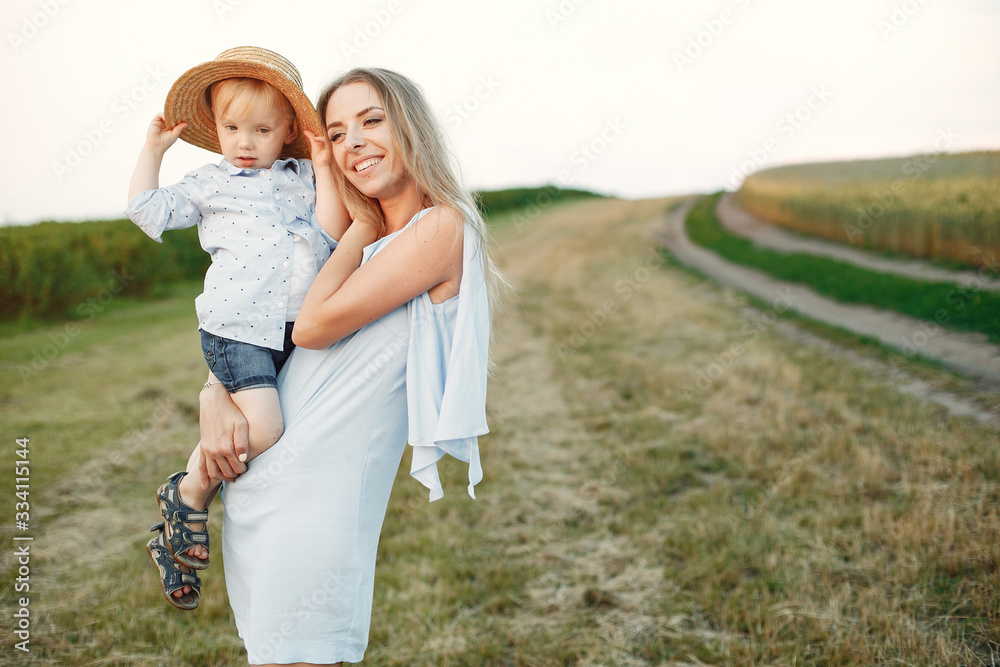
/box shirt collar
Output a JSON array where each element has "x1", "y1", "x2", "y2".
[
  {"x1": 273, "y1": 157, "x2": 302, "y2": 174},
  {"x1": 218, "y1": 157, "x2": 302, "y2": 175}
]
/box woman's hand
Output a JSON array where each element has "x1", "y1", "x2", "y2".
[{"x1": 197, "y1": 383, "x2": 249, "y2": 488}]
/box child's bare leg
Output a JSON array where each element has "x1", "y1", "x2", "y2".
[
  {"x1": 176, "y1": 443, "x2": 220, "y2": 512},
  {"x1": 228, "y1": 386, "x2": 285, "y2": 462},
  {"x1": 174, "y1": 387, "x2": 284, "y2": 563}
]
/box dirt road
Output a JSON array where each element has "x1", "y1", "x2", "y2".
[
  {"x1": 716, "y1": 194, "x2": 1000, "y2": 291},
  {"x1": 657, "y1": 197, "x2": 1000, "y2": 388}
]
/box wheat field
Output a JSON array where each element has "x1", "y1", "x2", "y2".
[{"x1": 737, "y1": 151, "x2": 1000, "y2": 267}]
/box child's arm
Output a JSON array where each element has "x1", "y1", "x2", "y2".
[
  {"x1": 292, "y1": 217, "x2": 381, "y2": 348},
  {"x1": 128, "y1": 114, "x2": 187, "y2": 200},
  {"x1": 305, "y1": 130, "x2": 352, "y2": 241}
]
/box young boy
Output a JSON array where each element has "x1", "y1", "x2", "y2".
[{"x1": 126, "y1": 47, "x2": 349, "y2": 609}]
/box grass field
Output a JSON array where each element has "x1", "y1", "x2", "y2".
[
  {"x1": 736, "y1": 151, "x2": 1000, "y2": 268},
  {"x1": 0, "y1": 186, "x2": 603, "y2": 326},
  {"x1": 1, "y1": 197, "x2": 999, "y2": 665}
]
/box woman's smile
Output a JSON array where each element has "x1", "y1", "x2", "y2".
[{"x1": 353, "y1": 156, "x2": 383, "y2": 174}]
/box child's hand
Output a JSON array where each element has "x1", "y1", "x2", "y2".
[
  {"x1": 129, "y1": 114, "x2": 187, "y2": 199},
  {"x1": 144, "y1": 113, "x2": 187, "y2": 154},
  {"x1": 304, "y1": 129, "x2": 333, "y2": 169}
]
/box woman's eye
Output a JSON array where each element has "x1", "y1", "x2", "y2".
[
  {"x1": 363, "y1": 117, "x2": 382, "y2": 127},
  {"x1": 329, "y1": 132, "x2": 344, "y2": 143}
]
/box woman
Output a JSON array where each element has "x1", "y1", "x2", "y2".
[{"x1": 197, "y1": 68, "x2": 503, "y2": 666}]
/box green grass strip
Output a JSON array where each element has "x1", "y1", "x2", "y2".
[{"x1": 686, "y1": 192, "x2": 1000, "y2": 344}]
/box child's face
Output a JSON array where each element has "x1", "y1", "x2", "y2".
[{"x1": 214, "y1": 102, "x2": 296, "y2": 170}]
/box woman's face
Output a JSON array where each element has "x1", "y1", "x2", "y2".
[{"x1": 325, "y1": 81, "x2": 410, "y2": 202}]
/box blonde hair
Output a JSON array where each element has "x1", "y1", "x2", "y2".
[
  {"x1": 203, "y1": 77, "x2": 295, "y2": 127},
  {"x1": 316, "y1": 68, "x2": 509, "y2": 343}
]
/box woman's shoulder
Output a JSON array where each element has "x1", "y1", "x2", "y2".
[
  {"x1": 405, "y1": 204, "x2": 471, "y2": 246},
  {"x1": 420, "y1": 203, "x2": 465, "y2": 228}
]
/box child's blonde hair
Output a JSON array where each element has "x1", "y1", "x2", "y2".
[{"x1": 203, "y1": 77, "x2": 295, "y2": 128}]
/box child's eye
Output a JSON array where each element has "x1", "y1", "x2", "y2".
[
  {"x1": 258, "y1": 128, "x2": 270, "y2": 134},
  {"x1": 224, "y1": 125, "x2": 237, "y2": 131}
]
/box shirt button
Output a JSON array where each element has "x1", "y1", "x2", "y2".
[
  {"x1": 277, "y1": 302, "x2": 285, "y2": 309},
  {"x1": 283, "y1": 261, "x2": 290, "y2": 268}
]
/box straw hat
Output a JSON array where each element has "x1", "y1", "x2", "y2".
[{"x1": 163, "y1": 46, "x2": 322, "y2": 160}]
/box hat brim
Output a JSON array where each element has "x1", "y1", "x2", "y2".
[{"x1": 163, "y1": 52, "x2": 323, "y2": 161}]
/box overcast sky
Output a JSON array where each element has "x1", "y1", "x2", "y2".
[{"x1": 1, "y1": 0, "x2": 997, "y2": 225}]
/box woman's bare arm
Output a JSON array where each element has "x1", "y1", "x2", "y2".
[{"x1": 292, "y1": 205, "x2": 464, "y2": 349}]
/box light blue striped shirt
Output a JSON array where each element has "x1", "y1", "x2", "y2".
[{"x1": 125, "y1": 158, "x2": 336, "y2": 351}]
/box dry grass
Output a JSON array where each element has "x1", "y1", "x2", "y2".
[{"x1": 1, "y1": 196, "x2": 998, "y2": 665}]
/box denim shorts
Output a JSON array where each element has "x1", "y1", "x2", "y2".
[{"x1": 200, "y1": 323, "x2": 295, "y2": 393}]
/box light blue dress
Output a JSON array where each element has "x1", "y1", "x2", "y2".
[{"x1": 221, "y1": 207, "x2": 490, "y2": 665}]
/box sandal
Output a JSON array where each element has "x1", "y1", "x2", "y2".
[
  {"x1": 155, "y1": 471, "x2": 210, "y2": 570},
  {"x1": 146, "y1": 524, "x2": 201, "y2": 610}
]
